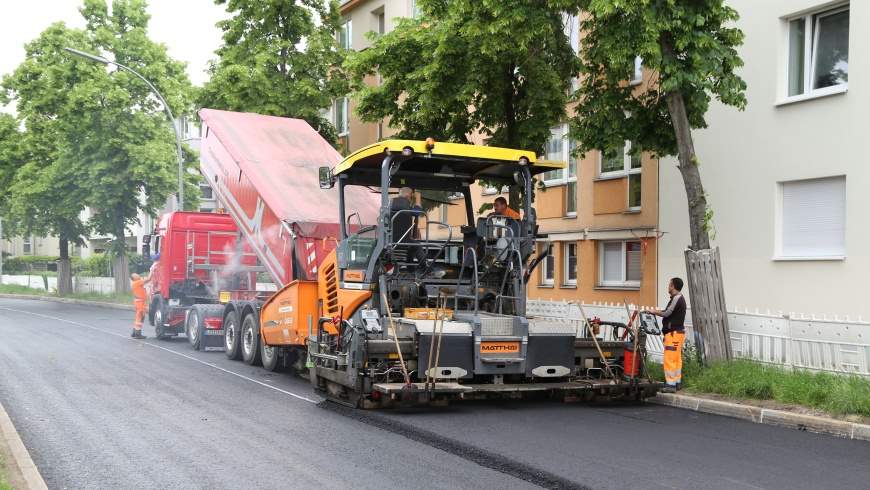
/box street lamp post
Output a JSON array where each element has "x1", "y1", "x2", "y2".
[{"x1": 63, "y1": 47, "x2": 184, "y2": 211}]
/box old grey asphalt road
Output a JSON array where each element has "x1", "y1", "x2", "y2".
[{"x1": 1, "y1": 298, "x2": 869, "y2": 489}]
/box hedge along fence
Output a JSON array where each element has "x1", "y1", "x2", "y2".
[{"x1": 1, "y1": 253, "x2": 144, "y2": 277}]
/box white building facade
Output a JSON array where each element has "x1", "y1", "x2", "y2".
[{"x1": 658, "y1": 0, "x2": 866, "y2": 318}]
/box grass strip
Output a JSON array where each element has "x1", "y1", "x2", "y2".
[{"x1": 647, "y1": 347, "x2": 870, "y2": 417}]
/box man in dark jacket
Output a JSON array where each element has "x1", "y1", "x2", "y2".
[{"x1": 653, "y1": 277, "x2": 687, "y2": 392}]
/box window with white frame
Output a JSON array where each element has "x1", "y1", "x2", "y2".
[
  {"x1": 564, "y1": 14, "x2": 580, "y2": 92},
  {"x1": 630, "y1": 56, "x2": 643, "y2": 85},
  {"x1": 599, "y1": 240, "x2": 642, "y2": 287},
  {"x1": 410, "y1": 0, "x2": 422, "y2": 18},
  {"x1": 778, "y1": 176, "x2": 846, "y2": 259},
  {"x1": 540, "y1": 124, "x2": 577, "y2": 215},
  {"x1": 786, "y1": 4, "x2": 849, "y2": 98},
  {"x1": 338, "y1": 19, "x2": 352, "y2": 50},
  {"x1": 334, "y1": 97, "x2": 349, "y2": 136},
  {"x1": 599, "y1": 141, "x2": 642, "y2": 210},
  {"x1": 199, "y1": 184, "x2": 214, "y2": 200},
  {"x1": 540, "y1": 243, "x2": 555, "y2": 285},
  {"x1": 22, "y1": 236, "x2": 33, "y2": 255},
  {"x1": 563, "y1": 242, "x2": 577, "y2": 286},
  {"x1": 438, "y1": 203, "x2": 448, "y2": 223},
  {"x1": 373, "y1": 9, "x2": 385, "y2": 36}
]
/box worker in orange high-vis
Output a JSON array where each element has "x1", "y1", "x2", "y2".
[
  {"x1": 653, "y1": 277, "x2": 688, "y2": 393},
  {"x1": 130, "y1": 272, "x2": 151, "y2": 339},
  {"x1": 491, "y1": 196, "x2": 521, "y2": 220}
]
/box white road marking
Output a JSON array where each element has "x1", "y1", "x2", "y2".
[{"x1": 0, "y1": 306, "x2": 321, "y2": 405}]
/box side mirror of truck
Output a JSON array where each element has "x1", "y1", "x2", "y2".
[
  {"x1": 141, "y1": 234, "x2": 151, "y2": 260},
  {"x1": 319, "y1": 166, "x2": 335, "y2": 189}
]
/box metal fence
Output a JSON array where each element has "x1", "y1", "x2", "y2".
[{"x1": 527, "y1": 299, "x2": 870, "y2": 376}]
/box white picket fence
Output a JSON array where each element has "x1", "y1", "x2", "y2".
[
  {"x1": 1, "y1": 274, "x2": 277, "y2": 295},
  {"x1": 527, "y1": 299, "x2": 870, "y2": 376}
]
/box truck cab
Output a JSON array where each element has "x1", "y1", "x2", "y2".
[{"x1": 146, "y1": 211, "x2": 261, "y2": 341}]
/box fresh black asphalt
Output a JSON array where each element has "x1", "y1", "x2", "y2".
[{"x1": 0, "y1": 298, "x2": 868, "y2": 489}]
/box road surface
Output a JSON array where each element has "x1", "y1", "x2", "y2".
[{"x1": 0, "y1": 298, "x2": 867, "y2": 489}]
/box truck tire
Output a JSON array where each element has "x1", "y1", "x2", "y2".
[
  {"x1": 224, "y1": 309, "x2": 242, "y2": 360},
  {"x1": 148, "y1": 296, "x2": 158, "y2": 326},
  {"x1": 260, "y1": 335, "x2": 280, "y2": 372},
  {"x1": 186, "y1": 307, "x2": 203, "y2": 351},
  {"x1": 153, "y1": 298, "x2": 169, "y2": 340},
  {"x1": 241, "y1": 312, "x2": 261, "y2": 366}
]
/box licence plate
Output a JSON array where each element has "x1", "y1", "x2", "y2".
[{"x1": 479, "y1": 341, "x2": 520, "y2": 355}]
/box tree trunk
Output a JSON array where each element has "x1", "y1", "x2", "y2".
[
  {"x1": 113, "y1": 253, "x2": 130, "y2": 294},
  {"x1": 503, "y1": 62, "x2": 521, "y2": 212},
  {"x1": 57, "y1": 237, "x2": 73, "y2": 296},
  {"x1": 664, "y1": 91, "x2": 711, "y2": 251},
  {"x1": 112, "y1": 222, "x2": 130, "y2": 294}
]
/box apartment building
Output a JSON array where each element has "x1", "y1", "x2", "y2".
[
  {"x1": 338, "y1": 1, "x2": 662, "y2": 306},
  {"x1": 658, "y1": 1, "x2": 864, "y2": 317}
]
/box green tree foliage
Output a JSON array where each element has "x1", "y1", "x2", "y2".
[
  {"x1": 561, "y1": 0, "x2": 747, "y2": 250},
  {"x1": 0, "y1": 24, "x2": 94, "y2": 293},
  {"x1": 199, "y1": 0, "x2": 347, "y2": 143},
  {"x1": 346, "y1": 0, "x2": 579, "y2": 209},
  {"x1": 2, "y1": 0, "x2": 196, "y2": 292},
  {"x1": 348, "y1": 0, "x2": 578, "y2": 151}
]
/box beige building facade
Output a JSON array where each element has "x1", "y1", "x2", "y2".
[{"x1": 658, "y1": 0, "x2": 864, "y2": 317}]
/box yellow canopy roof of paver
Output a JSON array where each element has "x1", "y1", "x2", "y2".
[{"x1": 334, "y1": 140, "x2": 565, "y2": 183}]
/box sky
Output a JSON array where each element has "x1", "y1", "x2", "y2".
[{"x1": 0, "y1": 0, "x2": 229, "y2": 113}]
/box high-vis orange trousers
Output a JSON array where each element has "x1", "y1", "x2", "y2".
[
  {"x1": 134, "y1": 299, "x2": 147, "y2": 330},
  {"x1": 663, "y1": 331, "x2": 686, "y2": 387}
]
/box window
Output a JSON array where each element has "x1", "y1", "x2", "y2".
[
  {"x1": 334, "y1": 97, "x2": 349, "y2": 136},
  {"x1": 23, "y1": 236, "x2": 33, "y2": 255},
  {"x1": 563, "y1": 242, "x2": 577, "y2": 286},
  {"x1": 200, "y1": 184, "x2": 214, "y2": 200},
  {"x1": 599, "y1": 240, "x2": 642, "y2": 287},
  {"x1": 438, "y1": 203, "x2": 448, "y2": 223},
  {"x1": 540, "y1": 124, "x2": 578, "y2": 216},
  {"x1": 599, "y1": 141, "x2": 642, "y2": 210},
  {"x1": 338, "y1": 19, "x2": 352, "y2": 50},
  {"x1": 374, "y1": 10, "x2": 385, "y2": 36},
  {"x1": 410, "y1": 0, "x2": 422, "y2": 18},
  {"x1": 786, "y1": 5, "x2": 849, "y2": 98},
  {"x1": 778, "y1": 176, "x2": 845, "y2": 259},
  {"x1": 630, "y1": 56, "x2": 643, "y2": 85},
  {"x1": 540, "y1": 243, "x2": 554, "y2": 285}
]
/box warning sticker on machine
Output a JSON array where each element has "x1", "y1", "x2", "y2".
[{"x1": 479, "y1": 342, "x2": 520, "y2": 355}]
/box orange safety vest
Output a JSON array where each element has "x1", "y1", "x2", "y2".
[{"x1": 131, "y1": 279, "x2": 147, "y2": 301}]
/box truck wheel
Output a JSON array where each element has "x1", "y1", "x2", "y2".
[
  {"x1": 148, "y1": 296, "x2": 158, "y2": 326},
  {"x1": 224, "y1": 309, "x2": 241, "y2": 360},
  {"x1": 186, "y1": 307, "x2": 202, "y2": 351},
  {"x1": 153, "y1": 299, "x2": 169, "y2": 340},
  {"x1": 241, "y1": 312, "x2": 261, "y2": 366},
  {"x1": 260, "y1": 335, "x2": 280, "y2": 372},
  {"x1": 150, "y1": 295, "x2": 164, "y2": 326}
]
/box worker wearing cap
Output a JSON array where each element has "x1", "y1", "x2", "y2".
[
  {"x1": 130, "y1": 272, "x2": 151, "y2": 339},
  {"x1": 491, "y1": 196, "x2": 521, "y2": 220},
  {"x1": 652, "y1": 277, "x2": 687, "y2": 392}
]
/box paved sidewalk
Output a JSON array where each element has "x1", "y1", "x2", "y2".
[{"x1": 0, "y1": 400, "x2": 47, "y2": 490}]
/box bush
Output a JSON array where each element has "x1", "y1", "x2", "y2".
[
  {"x1": 75, "y1": 253, "x2": 113, "y2": 277},
  {"x1": 73, "y1": 252, "x2": 146, "y2": 277},
  {"x1": 2, "y1": 255, "x2": 60, "y2": 274}
]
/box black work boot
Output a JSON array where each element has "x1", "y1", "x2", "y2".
[{"x1": 132, "y1": 329, "x2": 145, "y2": 339}]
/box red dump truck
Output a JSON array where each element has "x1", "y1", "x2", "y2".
[{"x1": 147, "y1": 109, "x2": 379, "y2": 361}]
